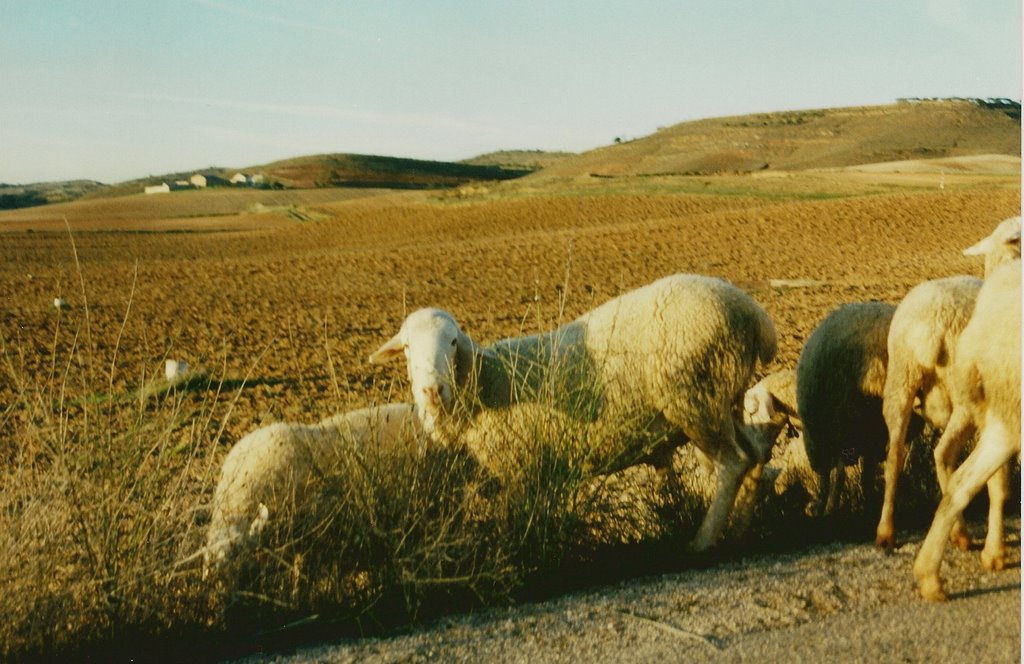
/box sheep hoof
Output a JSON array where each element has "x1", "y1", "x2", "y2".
[
  {"x1": 916, "y1": 576, "x2": 948, "y2": 602},
  {"x1": 981, "y1": 548, "x2": 1006, "y2": 571},
  {"x1": 874, "y1": 532, "x2": 896, "y2": 549}
]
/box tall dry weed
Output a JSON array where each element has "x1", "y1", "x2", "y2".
[{"x1": 0, "y1": 232, "x2": 1012, "y2": 661}]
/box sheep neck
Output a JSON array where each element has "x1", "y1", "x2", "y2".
[{"x1": 475, "y1": 322, "x2": 598, "y2": 414}]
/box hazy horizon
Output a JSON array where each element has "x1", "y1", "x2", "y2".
[{"x1": 2, "y1": 1, "x2": 1020, "y2": 185}]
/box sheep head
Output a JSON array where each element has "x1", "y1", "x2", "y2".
[
  {"x1": 739, "y1": 375, "x2": 796, "y2": 463},
  {"x1": 964, "y1": 216, "x2": 1021, "y2": 277},
  {"x1": 370, "y1": 308, "x2": 481, "y2": 436}
]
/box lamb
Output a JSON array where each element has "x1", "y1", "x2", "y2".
[
  {"x1": 795, "y1": 302, "x2": 926, "y2": 517},
  {"x1": 203, "y1": 402, "x2": 421, "y2": 578},
  {"x1": 913, "y1": 260, "x2": 1021, "y2": 601},
  {"x1": 875, "y1": 216, "x2": 1021, "y2": 548},
  {"x1": 369, "y1": 273, "x2": 780, "y2": 552}
]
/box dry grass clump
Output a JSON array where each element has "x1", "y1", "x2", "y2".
[
  {"x1": 0, "y1": 273, "x2": 1009, "y2": 662},
  {"x1": 0, "y1": 339, "x2": 221, "y2": 659},
  {"x1": 0, "y1": 297, "x2": 603, "y2": 659}
]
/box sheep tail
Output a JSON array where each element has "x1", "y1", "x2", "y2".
[{"x1": 754, "y1": 307, "x2": 778, "y2": 366}]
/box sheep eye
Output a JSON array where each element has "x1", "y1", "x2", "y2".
[{"x1": 450, "y1": 338, "x2": 457, "y2": 347}]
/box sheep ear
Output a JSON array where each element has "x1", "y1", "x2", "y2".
[
  {"x1": 963, "y1": 235, "x2": 993, "y2": 257},
  {"x1": 453, "y1": 330, "x2": 488, "y2": 385},
  {"x1": 369, "y1": 332, "x2": 404, "y2": 364},
  {"x1": 1005, "y1": 227, "x2": 1021, "y2": 250}
]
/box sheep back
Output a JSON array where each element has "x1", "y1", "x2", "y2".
[
  {"x1": 205, "y1": 403, "x2": 419, "y2": 568},
  {"x1": 885, "y1": 276, "x2": 981, "y2": 428},
  {"x1": 888, "y1": 276, "x2": 981, "y2": 380},
  {"x1": 797, "y1": 302, "x2": 896, "y2": 475},
  {"x1": 578, "y1": 274, "x2": 776, "y2": 435},
  {"x1": 954, "y1": 261, "x2": 1022, "y2": 433}
]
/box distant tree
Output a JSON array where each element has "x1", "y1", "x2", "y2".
[{"x1": 0, "y1": 191, "x2": 48, "y2": 210}]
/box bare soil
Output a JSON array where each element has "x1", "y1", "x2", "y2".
[{"x1": 0, "y1": 170, "x2": 1019, "y2": 661}]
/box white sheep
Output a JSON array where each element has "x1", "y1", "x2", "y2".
[
  {"x1": 369, "y1": 273, "x2": 780, "y2": 552},
  {"x1": 795, "y1": 302, "x2": 927, "y2": 517},
  {"x1": 876, "y1": 216, "x2": 1021, "y2": 548},
  {"x1": 913, "y1": 259, "x2": 1021, "y2": 601},
  {"x1": 203, "y1": 403, "x2": 421, "y2": 578}
]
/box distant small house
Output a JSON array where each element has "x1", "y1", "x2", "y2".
[
  {"x1": 144, "y1": 183, "x2": 170, "y2": 195},
  {"x1": 190, "y1": 173, "x2": 228, "y2": 189},
  {"x1": 229, "y1": 172, "x2": 266, "y2": 186},
  {"x1": 174, "y1": 180, "x2": 191, "y2": 188}
]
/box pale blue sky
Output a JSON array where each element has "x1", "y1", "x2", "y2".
[{"x1": 1, "y1": 1, "x2": 1020, "y2": 184}]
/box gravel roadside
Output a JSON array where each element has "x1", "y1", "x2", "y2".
[{"x1": 239, "y1": 517, "x2": 1020, "y2": 663}]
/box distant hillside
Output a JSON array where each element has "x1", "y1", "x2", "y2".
[
  {"x1": 11, "y1": 98, "x2": 1020, "y2": 208},
  {"x1": 0, "y1": 180, "x2": 105, "y2": 209},
  {"x1": 534, "y1": 99, "x2": 1021, "y2": 179},
  {"x1": 256, "y1": 153, "x2": 531, "y2": 190},
  {"x1": 71, "y1": 153, "x2": 533, "y2": 203},
  {"x1": 461, "y1": 150, "x2": 576, "y2": 171}
]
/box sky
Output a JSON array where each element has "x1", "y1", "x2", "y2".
[{"x1": 1, "y1": 0, "x2": 1020, "y2": 184}]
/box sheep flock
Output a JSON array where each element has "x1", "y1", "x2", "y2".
[{"x1": 208, "y1": 215, "x2": 1020, "y2": 603}]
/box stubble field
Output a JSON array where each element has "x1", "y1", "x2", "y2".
[{"x1": 0, "y1": 171, "x2": 1019, "y2": 660}]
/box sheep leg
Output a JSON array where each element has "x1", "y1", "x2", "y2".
[
  {"x1": 809, "y1": 466, "x2": 831, "y2": 517},
  {"x1": 809, "y1": 458, "x2": 844, "y2": 517},
  {"x1": 826, "y1": 460, "x2": 845, "y2": 514},
  {"x1": 876, "y1": 387, "x2": 917, "y2": 548},
  {"x1": 727, "y1": 461, "x2": 765, "y2": 542},
  {"x1": 691, "y1": 453, "x2": 751, "y2": 552},
  {"x1": 932, "y1": 408, "x2": 977, "y2": 550},
  {"x1": 683, "y1": 414, "x2": 753, "y2": 552},
  {"x1": 861, "y1": 455, "x2": 883, "y2": 517},
  {"x1": 980, "y1": 461, "x2": 1009, "y2": 571},
  {"x1": 913, "y1": 418, "x2": 1017, "y2": 601}
]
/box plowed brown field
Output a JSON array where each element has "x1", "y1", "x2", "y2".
[
  {"x1": 0, "y1": 173, "x2": 1020, "y2": 660},
  {"x1": 2, "y1": 179, "x2": 1018, "y2": 443}
]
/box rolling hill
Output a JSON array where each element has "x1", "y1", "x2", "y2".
[
  {"x1": 75, "y1": 154, "x2": 535, "y2": 202},
  {"x1": 531, "y1": 99, "x2": 1020, "y2": 180},
  {"x1": 253, "y1": 153, "x2": 532, "y2": 189},
  {"x1": 4, "y1": 98, "x2": 1019, "y2": 210},
  {"x1": 461, "y1": 150, "x2": 576, "y2": 171},
  {"x1": 0, "y1": 180, "x2": 106, "y2": 209}
]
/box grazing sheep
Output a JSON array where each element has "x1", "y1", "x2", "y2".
[
  {"x1": 913, "y1": 260, "x2": 1021, "y2": 601},
  {"x1": 876, "y1": 216, "x2": 1021, "y2": 548},
  {"x1": 203, "y1": 403, "x2": 421, "y2": 578},
  {"x1": 875, "y1": 276, "x2": 982, "y2": 547},
  {"x1": 369, "y1": 274, "x2": 780, "y2": 552},
  {"x1": 796, "y1": 302, "x2": 926, "y2": 517}
]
